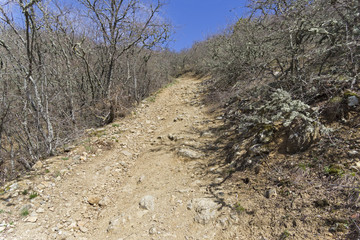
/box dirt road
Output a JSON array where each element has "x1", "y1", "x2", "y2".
[{"x1": 1, "y1": 76, "x2": 239, "y2": 240}]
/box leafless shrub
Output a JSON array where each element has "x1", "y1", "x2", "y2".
[{"x1": 180, "y1": 0, "x2": 359, "y2": 103}]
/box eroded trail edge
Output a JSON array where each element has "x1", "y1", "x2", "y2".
[{"x1": 1, "y1": 76, "x2": 237, "y2": 240}]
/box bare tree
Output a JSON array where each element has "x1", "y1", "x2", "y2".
[
  {"x1": 0, "y1": 0, "x2": 172, "y2": 184},
  {"x1": 77, "y1": 0, "x2": 170, "y2": 99}
]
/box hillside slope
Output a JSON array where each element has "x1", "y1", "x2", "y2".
[{"x1": 1, "y1": 75, "x2": 358, "y2": 240}]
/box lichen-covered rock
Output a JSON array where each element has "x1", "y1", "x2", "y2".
[
  {"x1": 238, "y1": 89, "x2": 319, "y2": 131},
  {"x1": 257, "y1": 89, "x2": 314, "y2": 126},
  {"x1": 253, "y1": 89, "x2": 322, "y2": 153},
  {"x1": 227, "y1": 88, "x2": 326, "y2": 158},
  {"x1": 284, "y1": 117, "x2": 321, "y2": 154}
]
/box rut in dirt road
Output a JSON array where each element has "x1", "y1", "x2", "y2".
[{"x1": 0, "y1": 76, "x2": 240, "y2": 240}]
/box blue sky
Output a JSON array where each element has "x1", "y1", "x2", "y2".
[
  {"x1": 0, "y1": 0, "x2": 248, "y2": 52},
  {"x1": 165, "y1": 0, "x2": 248, "y2": 52}
]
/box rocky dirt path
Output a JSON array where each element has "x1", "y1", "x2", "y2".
[{"x1": 0, "y1": 76, "x2": 239, "y2": 240}]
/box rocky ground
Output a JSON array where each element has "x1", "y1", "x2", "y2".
[
  {"x1": 0, "y1": 76, "x2": 239, "y2": 240},
  {"x1": 0, "y1": 75, "x2": 359, "y2": 240}
]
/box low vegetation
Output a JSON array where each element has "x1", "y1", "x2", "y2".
[
  {"x1": 29, "y1": 192, "x2": 38, "y2": 199},
  {"x1": 20, "y1": 207, "x2": 29, "y2": 217}
]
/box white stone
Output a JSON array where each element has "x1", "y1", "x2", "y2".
[
  {"x1": 190, "y1": 198, "x2": 220, "y2": 225},
  {"x1": 348, "y1": 150, "x2": 359, "y2": 157},
  {"x1": 79, "y1": 226, "x2": 88, "y2": 233},
  {"x1": 26, "y1": 216, "x2": 38, "y2": 223},
  {"x1": 9, "y1": 183, "x2": 18, "y2": 191},
  {"x1": 99, "y1": 196, "x2": 111, "y2": 206},
  {"x1": 121, "y1": 150, "x2": 132, "y2": 157},
  {"x1": 67, "y1": 221, "x2": 78, "y2": 230},
  {"x1": 107, "y1": 217, "x2": 120, "y2": 232},
  {"x1": 139, "y1": 195, "x2": 155, "y2": 211},
  {"x1": 138, "y1": 175, "x2": 145, "y2": 183},
  {"x1": 348, "y1": 96, "x2": 359, "y2": 107},
  {"x1": 149, "y1": 227, "x2": 157, "y2": 235},
  {"x1": 178, "y1": 148, "x2": 203, "y2": 159},
  {"x1": 36, "y1": 208, "x2": 45, "y2": 213}
]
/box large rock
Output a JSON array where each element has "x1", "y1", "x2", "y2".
[
  {"x1": 284, "y1": 117, "x2": 320, "y2": 154},
  {"x1": 178, "y1": 148, "x2": 203, "y2": 159},
  {"x1": 188, "y1": 198, "x2": 220, "y2": 225},
  {"x1": 348, "y1": 95, "x2": 359, "y2": 107}
]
